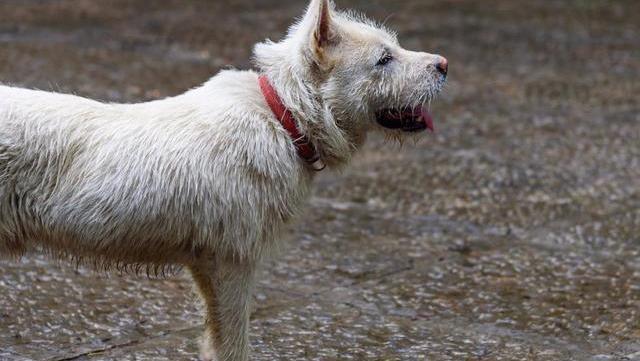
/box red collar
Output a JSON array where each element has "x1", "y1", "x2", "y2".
[{"x1": 259, "y1": 75, "x2": 325, "y2": 171}]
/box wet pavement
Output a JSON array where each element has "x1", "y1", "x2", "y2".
[{"x1": 1, "y1": 0, "x2": 639, "y2": 360}]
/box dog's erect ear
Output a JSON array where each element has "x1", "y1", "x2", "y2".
[
  {"x1": 305, "y1": 0, "x2": 336, "y2": 52},
  {"x1": 313, "y1": 0, "x2": 333, "y2": 47}
]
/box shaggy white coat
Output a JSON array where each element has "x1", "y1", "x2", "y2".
[{"x1": 0, "y1": 0, "x2": 446, "y2": 360}]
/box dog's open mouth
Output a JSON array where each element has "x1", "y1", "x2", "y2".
[{"x1": 375, "y1": 106, "x2": 434, "y2": 133}]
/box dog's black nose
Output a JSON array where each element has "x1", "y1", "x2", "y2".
[{"x1": 436, "y1": 57, "x2": 448, "y2": 76}]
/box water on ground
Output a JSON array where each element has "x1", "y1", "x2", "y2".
[{"x1": 1, "y1": 0, "x2": 639, "y2": 360}]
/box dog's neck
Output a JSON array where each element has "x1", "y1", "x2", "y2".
[
  {"x1": 258, "y1": 75, "x2": 326, "y2": 171},
  {"x1": 255, "y1": 43, "x2": 362, "y2": 169}
]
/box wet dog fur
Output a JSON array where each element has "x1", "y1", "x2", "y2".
[{"x1": 0, "y1": 1, "x2": 446, "y2": 360}]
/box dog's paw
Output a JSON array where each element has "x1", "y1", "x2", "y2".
[
  {"x1": 200, "y1": 348, "x2": 218, "y2": 361},
  {"x1": 199, "y1": 338, "x2": 218, "y2": 361},
  {"x1": 200, "y1": 353, "x2": 217, "y2": 361}
]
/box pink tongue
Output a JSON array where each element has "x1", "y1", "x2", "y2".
[{"x1": 416, "y1": 107, "x2": 435, "y2": 132}]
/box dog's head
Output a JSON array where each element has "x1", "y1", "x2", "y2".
[{"x1": 254, "y1": 0, "x2": 447, "y2": 166}]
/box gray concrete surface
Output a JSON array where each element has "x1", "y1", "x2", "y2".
[{"x1": 0, "y1": 0, "x2": 639, "y2": 360}]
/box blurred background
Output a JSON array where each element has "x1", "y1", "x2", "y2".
[{"x1": 0, "y1": 0, "x2": 639, "y2": 360}]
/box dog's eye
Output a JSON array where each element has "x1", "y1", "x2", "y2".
[{"x1": 376, "y1": 53, "x2": 393, "y2": 66}]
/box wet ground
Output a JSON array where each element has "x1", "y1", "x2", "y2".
[{"x1": 1, "y1": 0, "x2": 639, "y2": 360}]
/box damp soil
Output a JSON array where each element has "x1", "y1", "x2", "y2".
[{"x1": 1, "y1": 0, "x2": 639, "y2": 360}]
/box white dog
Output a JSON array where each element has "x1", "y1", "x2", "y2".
[{"x1": 0, "y1": 0, "x2": 447, "y2": 360}]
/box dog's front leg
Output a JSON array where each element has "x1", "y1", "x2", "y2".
[{"x1": 190, "y1": 257, "x2": 256, "y2": 361}]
